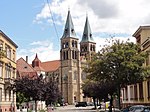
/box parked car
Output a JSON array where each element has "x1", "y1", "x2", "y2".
[
  {"x1": 75, "y1": 102, "x2": 87, "y2": 107},
  {"x1": 143, "y1": 106, "x2": 150, "y2": 112},
  {"x1": 128, "y1": 105, "x2": 145, "y2": 112},
  {"x1": 121, "y1": 106, "x2": 131, "y2": 112}
]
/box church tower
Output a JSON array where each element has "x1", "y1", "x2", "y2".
[
  {"x1": 80, "y1": 15, "x2": 96, "y2": 60},
  {"x1": 60, "y1": 10, "x2": 82, "y2": 104}
]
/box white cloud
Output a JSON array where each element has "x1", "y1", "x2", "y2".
[
  {"x1": 18, "y1": 0, "x2": 146, "y2": 63},
  {"x1": 34, "y1": 0, "x2": 150, "y2": 35},
  {"x1": 95, "y1": 36, "x2": 136, "y2": 52},
  {"x1": 17, "y1": 40, "x2": 60, "y2": 64}
]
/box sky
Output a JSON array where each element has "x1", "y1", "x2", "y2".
[{"x1": 1, "y1": 0, "x2": 150, "y2": 63}]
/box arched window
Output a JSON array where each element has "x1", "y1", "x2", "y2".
[
  {"x1": 66, "y1": 51, "x2": 68, "y2": 59},
  {"x1": 65, "y1": 29, "x2": 68, "y2": 34},
  {"x1": 72, "y1": 50, "x2": 74, "y2": 59},
  {"x1": 66, "y1": 42, "x2": 69, "y2": 48},
  {"x1": 90, "y1": 45, "x2": 92, "y2": 51},
  {"x1": 63, "y1": 51, "x2": 66, "y2": 60},
  {"x1": 75, "y1": 41, "x2": 77, "y2": 48},
  {"x1": 93, "y1": 45, "x2": 95, "y2": 51},
  {"x1": 75, "y1": 51, "x2": 77, "y2": 59},
  {"x1": 84, "y1": 46, "x2": 87, "y2": 51},
  {"x1": 62, "y1": 43, "x2": 65, "y2": 49},
  {"x1": 71, "y1": 29, "x2": 74, "y2": 33},
  {"x1": 90, "y1": 33, "x2": 92, "y2": 37},
  {"x1": 72, "y1": 40, "x2": 74, "y2": 47}
]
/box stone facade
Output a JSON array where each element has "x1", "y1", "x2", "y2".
[
  {"x1": 60, "y1": 10, "x2": 96, "y2": 104},
  {"x1": 121, "y1": 26, "x2": 150, "y2": 107},
  {"x1": 0, "y1": 30, "x2": 18, "y2": 112}
]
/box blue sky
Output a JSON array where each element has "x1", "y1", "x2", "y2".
[{"x1": 1, "y1": 0, "x2": 150, "y2": 63}]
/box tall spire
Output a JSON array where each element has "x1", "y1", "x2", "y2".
[
  {"x1": 62, "y1": 10, "x2": 76, "y2": 38},
  {"x1": 81, "y1": 15, "x2": 94, "y2": 43}
]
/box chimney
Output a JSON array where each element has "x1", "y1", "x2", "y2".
[{"x1": 26, "y1": 56, "x2": 28, "y2": 63}]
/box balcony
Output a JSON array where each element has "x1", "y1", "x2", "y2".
[{"x1": 4, "y1": 78, "x2": 14, "y2": 90}]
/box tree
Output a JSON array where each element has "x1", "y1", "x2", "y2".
[
  {"x1": 16, "y1": 92, "x2": 28, "y2": 112},
  {"x1": 41, "y1": 80, "x2": 61, "y2": 106},
  {"x1": 14, "y1": 75, "x2": 61, "y2": 112},
  {"x1": 85, "y1": 39, "x2": 149, "y2": 110}
]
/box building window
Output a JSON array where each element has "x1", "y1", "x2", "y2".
[
  {"x1": 75, "y1": 51, "x2": 77, "y2": 59},
  {"x1": 122, "y1": 88, "x2": 125, "y2": 100},
  {"x1": 0, "y1": 41, "x2": 3, "y2": 51},
  {"x1": 134, "y1": 84, "x2": 138, "y2": 100},
  {"x1": 72, "y1": 50, "x2": 74, "y2": 59},
  {"x1": 12, "y1": 68, "x2": 15, "y2": 78},
  {"x1": 72, "y1": 40, "x2": 74, "y2": 47},
  {"x1": 63, "y1": 51, "x2": 66, "y2": 60},
  {"x1": 0, "y1": 88, "x2": 2, "y2": 101},
  {"x1": 5, "y1": 64, "x2": 11, "y2": 78},
  {"x1": 125, "y1": 86, "x2": 128, "y2": 100},
  {"x1": 12, "y1": 50, "x2": 15, "y2": 61},
  {"x1": 9, "y1": 90, "x2": 11, "y2": 101},
  {"x1": 66, "y1": 42, "x2": 69, "y2": 48},
  {"x1": 5, "y1": 90, "x2": 7, "y2": 101},
  {"x1": 147, "y1": 80, "x2": 150, "y2": 98},
  {"x1": 0, "y1": 62, "x2": 3, "y2": 78},
  {"x1": 93, "y1": 45, "x2": 95, "y2": 51},
  {"x1": 139, "y1": 82, "x2": 143, "y2": 99},
  {"x1": 75, "y1": 41, "x2": 77, "y2": 48},
  {"x1": 130, "y1": 86, "x2": 133, "y2": 100},
  {"x1": 90, "y1": 45, "x2": 92, "y2": 51}
]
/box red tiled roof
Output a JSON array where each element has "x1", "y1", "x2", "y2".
[
  {"x1": 17, "y1": 58, "x2": 38, "y2": 78},
  {"x1": 41, "y1": 60, "x2": 60, "y2": 72}
]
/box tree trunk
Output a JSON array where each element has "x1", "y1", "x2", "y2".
[
  {"x1": 35, "y1": 100, "x2": 37, "y2": 112},
  {"x1": 27, "y1": 102, "x2": 29, "y2": 112},
  {"x1": 109, "y1": 94, "x2": 113, "y2": 112},
  {"x1": 93, "y1": 97, "x2": 97, "y2": 109},
  {"x1": 118, "y1": 86, "x2": 121, "y2": 109}
]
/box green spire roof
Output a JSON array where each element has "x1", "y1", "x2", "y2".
[
  {"x1": 62, "y1": 10, "x2": 76, "y2": 38},
  {"x1": 81, "y1": 16, "x2": 94, "y2": 43}
]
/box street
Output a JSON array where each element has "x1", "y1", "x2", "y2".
[{"x1": 53, "y1": 105, "x2": 98, "y2": 112}]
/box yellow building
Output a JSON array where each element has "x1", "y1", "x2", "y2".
[
  {"x1": 121, "y1": 26, "x2": 150, "y2": 107},
  {"x1": 0, "y1": 30, "x2": 18, "y2": 112}
]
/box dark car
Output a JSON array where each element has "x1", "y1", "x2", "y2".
[
  {"x1": 121, "y1": 106, "x2": 131, "y2": 112},
  {"x1": 75, "y1": 102, "x2": 87, "y2": 107},
  {"x1": 129, "y1": 105, "x2": 145, "y2": 112},
  {"x1": 143, "y1": 106, "x2": 150, "y2": 112}
]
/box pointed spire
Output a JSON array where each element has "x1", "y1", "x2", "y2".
[
  {"x1": 32, "y1": 53, "x2": 41, "y2": 68},
  {"x1": 62, "y1": 10, "x2": 76, "y2": 38},
  {"x1": 34, "y1": 53, "x2": 39, "y2": 60},
  {"x1": 81, "y1": 15, "x2": 94, "y2": 43}
]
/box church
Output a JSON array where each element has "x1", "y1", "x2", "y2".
[{"x1": 17, "y1": 10, "x2": 96, "y2": 105}]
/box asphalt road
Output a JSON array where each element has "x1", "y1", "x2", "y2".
[{"x1": 53, "y1": 105, "x2": 98, "y2": 112}]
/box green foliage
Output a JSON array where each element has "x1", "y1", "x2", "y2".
[
  {"x1": 16, "y1": 92, "x2": 27, "y2": 105},
  {"x1": 84, "y1": 39, "x2": 149, "y2": 109},
  {"x1": 14, "y1": 75, "x2": 61, "y2": 111},
  {"x1": 86, "y1": 40, "x2": 148, "y2": 87}
]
